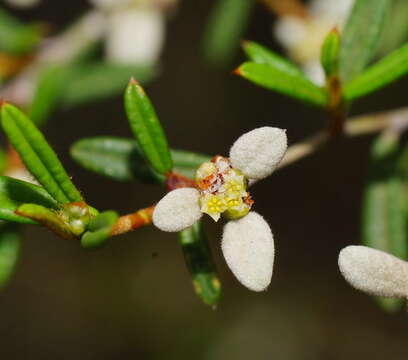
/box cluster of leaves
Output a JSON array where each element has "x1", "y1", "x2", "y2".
[
  {"x1": 233, "y1": 0, "x2": 408, "y2": 312},
  {"x1": 0, "y1": 78, "x2": 222, "y2": 306}
]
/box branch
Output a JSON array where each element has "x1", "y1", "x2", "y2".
[{"x1": 278, "y1": 107, "x2": 408, "y2": 169}]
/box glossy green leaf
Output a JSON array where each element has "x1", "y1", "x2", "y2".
[
  {"x1": 0, "y1": 223, "x2": 20, "y2": 289},
  {"x1": 242, "y1": 41, "x2": 305, "y2": 77},
  {"x1": 81, "y1": 211, "x2": 118, "y2": 249},
  {"x1": 29, "y1": 66, "x2": 69, "y2": 127},
  {"x1": 362, "y1": 132, "x2": 407, "y2": 312},
  {"x1": 320, "y1": 29, "x2": 340, "y2": 78},
  {"x1": 1, "y1": 103, "x2": 83, "y2": 204},
  {"x1": 179, "y1": 221, "x2": 221, "y2": 307},
  {"x1": 70, "y1": 136, "x2": 210, "y2": 182},
  {"x1": 17, "y1": 203, "x2": 77, "y2": 240},
  {"x1": 125, "y1": 80, "x2": 173, "y2": 174},
  {"x1": 61, "y1": 62, "x2": 157, "y2": 108},
  {"x1": 0, "y1": 8, "x2": 41, "y2": 55},
  {"x1": 0, "y1": 175, "x2": 58, "y2": 224},
  {"x1": 340, "y1": 0, "x2": 390, "y2": 83},
  {"x1": 203, "y1": 0, "x2": 254, "y2": 65},
  {"x1": 344, "y1": 42, "x2": 408, "y2": 100},
  {"x1": 237, "y1": 62, "x2": 328, "y2": 106}
]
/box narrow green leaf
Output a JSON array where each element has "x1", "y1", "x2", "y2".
[
  {"x1": 203, "y1": 0, "x2": 254, "y2": 65},
  {"x1": 377, "y1": 0, "x2": 408, "y2": 55},
  {"x1": 81, "y1": 211, "x2": 118, "y2": 249},
  {"x1": 179, "y1": 221, "x2": 221, "y2": 307},
  {"x1": 0, "y1": 175, "x2": 58, "y2": 224},
  {"x1": 70, "y1": 136, "x2": 210, "y2": 182},
  {"x1": 344, "y1": 42, "x2": 408, "y2": 100},
  {"x1": 17, "y1": 203, "x2": 77, "y2": 240},
  {"x1": 340, "y1": 0, "x2": 391, "y2": 83},
  {"x1": 0, "y1": 146, "x2": 7, "y2": 174},
  {"x1": 242, "y1": 41, "x2": 305, "y2": 77},
  {"x1": 1, "y1": 103, "x2": 83, "y2": 204},
  {"x1": 70, "y1": 136, "x2": 163, "y2": 183},
  {"x1": 0, "y1": 223, "x2": 20, "y2": 289},
  {"x1": 29, "y1": 65, "x2": 69, "y2": 127},
  {"x1": 237, "y1": 62, "x2": 328, "y2": 107},
  {"x1": 61, "y1": 62, "x2": 157, "y2": 108},
  {"x1": 362, "y1": 132, "x2": 407, "y2": 312},
  {"x1": 125, "y1": 80, "x2": 173, "y2": 174},
  {"x1": 0, "y1": 8, "x2": 41, "y2": 55},
  {"x1": 320, "y1": 28, "x2": 340, "y2": 78}
]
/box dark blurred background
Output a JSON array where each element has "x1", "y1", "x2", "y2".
[{"x1": 1, "y1": 1, "x2": 408, "y2": 359}]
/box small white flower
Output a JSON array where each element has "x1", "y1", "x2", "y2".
[
  {"x1": 273, "y1": 0, "x2": 354, "y2": 85},
  {"x1": 338, "y1": 245, "x2": 408, "y2": 299},
  {"x1": 153, "y1": 126, "x2": 288, "y2": 291},
  {"x1": 90, "y1": 0, "x2": 166, "y2": 65}
]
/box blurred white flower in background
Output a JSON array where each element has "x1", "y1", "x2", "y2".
[
  {"x1": 153, "y1": 127, "x2": 288, "y2": 291},
  {"x1": 90, "y1": 0, "x2": 176, "y2": 65},
  {"x1": 274, "y1": 0, "x2": 354, "y2": 85},
  {"x1": 3, "y1": 0, "x2": 41, "y2": 9}
]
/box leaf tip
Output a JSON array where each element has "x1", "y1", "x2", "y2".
[
  {"x1": 129, "y1": 76, "x2": 139, "y2": 85},
  {"x1": 232, "y1": 65, "x2": 243, "y2": 76}
]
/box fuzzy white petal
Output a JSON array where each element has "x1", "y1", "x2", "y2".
[
  {"x1": 106, "y1": 8, "x2": 165, "y2": 65},
  {"x1": 229, "y1": 127, "x2": 287, "y2": 180},
  {"x1": 153, "y1": 188, "x2": 202, "y2": 232},
  {"x1": 222, "y1": 212, "x2": 274, "y2": 291},
  {"x1": 338, "y1": 246, "x2": 408, "y2": 298}
]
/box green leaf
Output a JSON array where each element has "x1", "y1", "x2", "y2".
[
  {"x1": 29, "y1": 65, "x2": 69, "y2": 127},
  {"x1": 0, "y1": 175, "x2": 58, "y2": 224},
  {"x1": 0, "y1": 7, "x2": 41, "y2": 55},
  {"x1": 242, "y1": 41, "x2": 305, "y2": 77},
  {"x1": 0, "y1": 223, "x2": 20, "y2": 289},
  {"x1": 237, "y1": 62, "x2": 328, "y2": 107},
  {"x1": 339, "y1": 0, "x2": 391, "y2": 83},
  {"x1": 16, "y1": 203, "x2": 77, "y2": 239},
  {"x1": 203, "y1": 0, "x2": 254, "y2": 65},
  {"x1": 344, "y1": 42, "x2": 408, "y2": 100},
  {"x1": 377, "y1": 0, "x2": 408, "y2": 55},
  {"x1": 61, "y1": 62, "x2": 157, "y2": 108},
  {"x1": 1, "y1": 103, "x2": 83, "y2": 204},
  {"x1": 70, "y1": 136, "x2": 163, "y2": 183},
  {"x1": 124, "y1": 80, "x2": 173, "y2": 174},
  {"x1": 70, "y1": 136, "x2": 210, "y2": 182},
  {"x1": 0, "y1": 146, "x2": 7, "y2": 174},
  {"x1": 179, "y1": 221, "x2": 221, "y2": 307},
  {"x1": 81, "y1": 211, "x2": 118, "y2": 249},
  {"x1": 362, "y1": 132, "x2": 407, "y2": 312},
  {"x1": 320, "y1": 28, "x2": 340, "y2": 79}
]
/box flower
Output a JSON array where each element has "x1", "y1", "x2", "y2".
[
  {"x1": 89, "y1": 0, "x2": 172, "y2": 65},
  {"x1": 153, "y1": 127, "x2": 287, "y2": 291},
  {"x1": 338, "y1": 245, "x2": 408, "y2": 299},
  {"x1": 274, "y1": 0, "x2": 354, "y2": 85}
]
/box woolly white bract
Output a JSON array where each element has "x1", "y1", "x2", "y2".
[
  {"x1": 153, "y1": 126, "x2": 287, "y2": 291},
  {"x1": 222, "y1": 212, "x2": 274, "y2": 291},
  {"x1": 152, "y1": 188, "x2": 202, "y2": 232},
  {"x1": 338, "y1": 246, "x2": 408, "y2": 299}
]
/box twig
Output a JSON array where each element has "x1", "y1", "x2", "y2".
[{"x1": 278, "y1": 107, "x2": 408, "y2": 169}]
